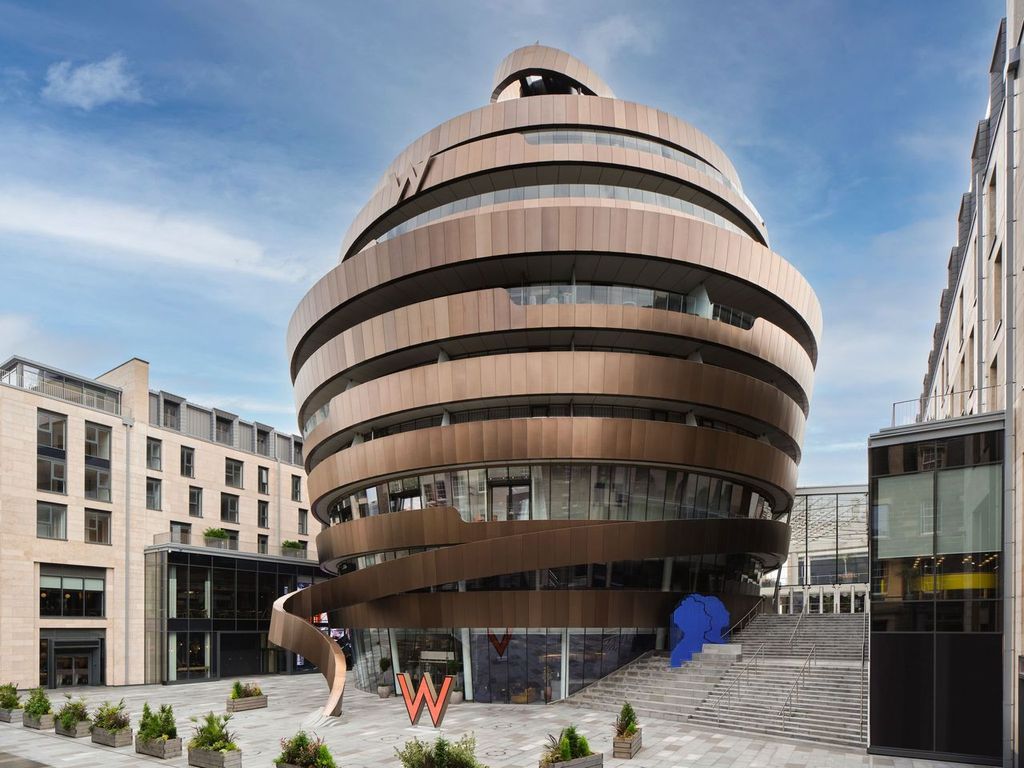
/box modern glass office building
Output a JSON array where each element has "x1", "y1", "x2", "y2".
[{"x1": 270, "y1": 44, "x2": 821, "y2": 714}]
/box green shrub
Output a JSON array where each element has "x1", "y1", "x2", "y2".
[
  {"x1": 138, "y1": 703, "x2": 177, "y2": 741},
  {"x1": 204, "y1": 527, "x2": 228, "y2": 539},
  {"x1": 92, "y1": 699, "x2": 130, "y2": 732},
  {"x1": 395, "y1": 733, "x2": 486, "y2": 768},
  {"x1": 56, "y1": 695, "x2": 90, "y2": 730},
  {"x1": 281, "y1": 539, "x2": 303, "y2": 549},
  {"x1": 188, "y1": 712, "x2": 238, "y2": 752},
  {"x1": 24, "y1": 688, "x2": 51, "y2": 717},
  {"x1": 615, "y1": 700, "x2": 639, "y2": 737},
  {"x1": 276, "y1": 730, "x2": 336, "y2": 767},
  {"x1": 541, "y1": 725, "x2": 593, "y2": 765},
  {"x1": 230, "y1": 681, "x2": 263, "y2": 699},
  {"x1": 0, "y1": 683, "x2": 20, "y2": 710}
]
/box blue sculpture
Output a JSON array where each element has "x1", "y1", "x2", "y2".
[{"x1": 669, "y1": 594, "x2": 730, "y2": 667}]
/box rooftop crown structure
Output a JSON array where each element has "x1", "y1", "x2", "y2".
[{"x1": 269, "y1": 44, "x2": 821, "y2": 715}]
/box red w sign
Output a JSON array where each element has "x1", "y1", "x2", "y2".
[{"x1": 396, "y1": 672, "x2": 454, "y2": 728}]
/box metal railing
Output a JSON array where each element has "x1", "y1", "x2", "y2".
[
  {"x1": 725, "y1": 597, "x2": 764, "y2": 640},
  {"x1": 890, "y1": 384, "x2": 1002, "y2": 427},
  {"x1": 788, "y1": 609, "x2": 804, "y2": 646},
  {"x1": 151, "y1": 531, "x2": 312, "y2": 560},
  {"x1": 0, "y1": 367, "x2": 121, "y2": 415},
  {"x1": 777, "y1": 644, "x2": 816, "y2": 728},
  {"x1": 706, "y1": 642, "x2": 767, "y2": 723},
  {"x1": 859, "y1": 608, "x2": 869, "y2": 740}
]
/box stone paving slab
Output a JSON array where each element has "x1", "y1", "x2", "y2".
[{"x1": 0, "y1": 675, "x2": 989, "y2": 767}]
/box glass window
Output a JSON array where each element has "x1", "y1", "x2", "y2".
[
  {"x1": 37, "y1": 502, "x2": 66, "y2": 539},
  {"x1": 936, "y1": 465, "x2": 1001, "y2": 555},
  {"x1": 85, "y1": 422, "x2": 112, "y2": 460},
  {"x1": 146, "y1": 477, "x2": 161, "y2": 510},
  {"x1": 215, "y1": 417, "x2": 232, "y2": 445},
  {"x1": 40, "y1": 573, "x2": 104, "y2": 618},
  {"x1": 298, "y1": 508, "x2": 308, "y2": 535},
  {"x1": 875, "y1": 473, "x2": 934, "y2": 559},
  {"x1": 85, "y1": 509, "x2": 110, "y2": 544},
  {"x1": 37, "y1": 410, "x2": 66, "y2": 450},
  {"x1": 291, "y1": 475, "x2": 302, "y2": 502},
  {"x1": 258, "y1": 500, "x2": 269, "y2": 528},
  {"x1": 258, "y1": 534, "x2": 268, "y2": 554},
  {"x1": 37, "y1": 456, "x2": 66, "y2": 494},
  {"x1": 189, "y1": 486, "x2": 203, "y2": 517},
  {"x1": 85, "y1": 466, "x2": 111, "y2": 502},
  {"x1": 39, "y1": 576, "x2": 61, "y2": 616},
  {"x1": 258, "y1": 466, "x2": 269, "y2": 495},
  {"x1": 225, "y1": 458, "x2": 243, "y2": 489},
  {"x1": 221, "y1": 493, "x2": 239, "y2": 523},
  {"x1": 569, "y1": 465, "x2": 591, "y2": 519},
  {"x1": 145, "y1": 438, "x2": 161, "y2": 470},
  {"x1": 180, "y1": 446, "x2": 194, "y2": 477},
  {"x1": 170, "y1": 521, "x2": 191, "y2": 544}
]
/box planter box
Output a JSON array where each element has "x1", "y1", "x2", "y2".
[
  {"x1": 613, "y1": 729, "x2": 642, "y2": 759},
  {"x1": 226, "y1": 694, "x2": 267, "y2": 712},
  {"x1": 450, "y1": 691, "x2": 464, "y2": 705},
  {"x1": 22, "y1": 713, "x2": 53, "y2": 730},
  {"x1": 377, "y1": 685, "x2": 392, "y2": 699},
  {"x1": 0, "y1": 708, "x2": 23, "y2": 723},
  {"x1": 136, "y1": 736, "x2": 183, "y2": 759},
  {"x1": 539, "y1": 754, "x2": 603, "y2": 768},
  {"x1": 93, "y1": 726, "x2": 133, "y2": 748},
  {"x1": 55, "y1": 719, "x2": 92, "y2": 738},
  {"x1": 188, "y1": 747, "x2": 242, "y2": 768}
]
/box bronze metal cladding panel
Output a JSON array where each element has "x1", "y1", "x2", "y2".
[
  {"x1": 306, "y1": 418, "x2": 797, "y2": 516},
  {"x1": 288, "y1": 210, "x2": 821, "y2": 378},
  {"x1": 292, "y1": 289, "x2": 815, "y2": 423},
  {"x1": 303, "y1": 351, "x2": 805, "y2": 466},
  {"x1": 491, "y1": 44, "x2": 616, "y2": 101}
]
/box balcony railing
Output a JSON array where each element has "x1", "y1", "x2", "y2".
[
  {"x1": 890, "y1": 384, "x2": 1002, "y2": 428},
  {"x1": 151, "y1": 531, "x2": 312, "y2": 560},
  {"x1": 1, "y1": 366, "x2": 121, "y2": 415}
]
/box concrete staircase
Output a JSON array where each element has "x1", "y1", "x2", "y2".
[
  {"x1": 565, "y1": 645, "x2": 739, "y2": 723},
  {"x1": 566, "y1": 612, "x2": 869, "y2": 749}
]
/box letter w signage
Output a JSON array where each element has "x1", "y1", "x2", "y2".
[{"x1": 397, "y1": 672, "x2": 454, "y2": 728}]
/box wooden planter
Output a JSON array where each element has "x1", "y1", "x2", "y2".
[
  {"x1": 188, "y1": 747, "x2": 242, "y2": 768},
  {"x1": 613, "y1": 729, "x2": 642, "y2": 759},
  {"x1": 226, "y1": 694, "x2": 267, "y2": 712},
  {"x1": 0, "y1": 708, "x2": 23, "y2": 723},
  {"x1": 55, "y1": 719, "x2": 92, "y2": 738},
  {"x1": 136, "y1": 735, "x2": 183, "y2": 759},
  {"x1": 22, "y1": 713, "x2": 53, "y2": 730},
  {"x1": 539, "y1": 754, "x2": 603, "y2": 768},
  {"x1": 92, "y1": 726, "x2": 133, "y2": 748}
]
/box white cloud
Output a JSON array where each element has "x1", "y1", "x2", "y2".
[
  {"x1": 42, "y1": 53, "x2": 142, "y2": 110},
  {"x1": 0, "y1": 185, "x2": 300, "y2": 282},
  {"x1": 577, "y1": 15, "x2": 654, "y2": 73}
]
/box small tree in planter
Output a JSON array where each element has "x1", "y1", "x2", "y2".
[
  {"x1": 377, "y1": 657, "x2": 393, "y2": 698},
  {"x1": 396, "y1": 733, "x2": 486, "y2": 768},
  {"x1": 281, "y1": 540, "x2": 304, "y2": 558},
  {"x1": 227, "y1": 680, "x2": 267, "y2": 712},
  {"x1": 22, "y1": 688, "x2": 53, "y2": 730},
  {"x1": 276, "y1": 730, "x2": 336, "y2": 768},
  {"x1": 204, "y1": 527, "x2": 229, "y2": 548},
  {"x1": 55, "y1": 695, "x2": 91, "y2": 738},
  {"x1": 612, "y1": 701, "x2": 642, "y2": 759},
  {"x1": 91, "y1": 699, "x2": 132, "y2": 748},
  {"x1": 188, "y1": 712, "x2": 241, "y2": 768},
  {"x1": 136, "y1": 702, "x2": 182, "y2": 759},
  {"x1": 0, "y1": 683, "x2": 22, "y2": 723},
  {"x1": 539, "y1": 725, "x2": 602, "y2": 768}
]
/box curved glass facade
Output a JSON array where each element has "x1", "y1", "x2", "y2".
[
  {"x1": 326, "y1": 461, "x2": 772, "y2": 525},
  {"x1": 377, "y1": 182, "x2": 750, "y2": 244},
  {"x1": 522, "y1": 128, "x2": 762, "y2": 220}
]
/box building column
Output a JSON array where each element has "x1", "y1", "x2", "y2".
[
  {"x1": 388, "y1": 630, "x2": 401, "y2": 694},
  {"x1": 655, "y1": 557, "x2": 673, "y2": 650},
  {"x1": 458, "y1": 581, "x2": 474, "y2": 701},
  {"x1": 560, "y1": 629, "x2": 569, "y2": 701}
]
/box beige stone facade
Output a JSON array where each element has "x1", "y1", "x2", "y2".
[{"x1": 0, "y1": 355, "x2": 313, "y2": 689}]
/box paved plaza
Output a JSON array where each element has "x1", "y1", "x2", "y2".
[{"x1": 0, "y1": 676, "x2": 985, "y2": 768}]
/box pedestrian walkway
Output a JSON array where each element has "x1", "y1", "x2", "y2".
[{"x1": 0, "y1": 675, "x2": 987, "y2": 767}]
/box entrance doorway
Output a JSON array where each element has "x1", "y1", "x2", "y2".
[{"x1": 55, "y1": 653, "x2": 91, "y2": 687}]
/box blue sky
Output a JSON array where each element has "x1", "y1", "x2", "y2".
[{"x1": 0, "y1": 1, "x2": 1006, "y2": 484}]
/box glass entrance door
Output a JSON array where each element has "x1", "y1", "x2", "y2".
[{"x1": 55, "y1": 654, "x2": 90, "y2": 686}]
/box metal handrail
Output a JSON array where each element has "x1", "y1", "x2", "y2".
[
  {"x1": 777, "y1": 644, "x2": 816, "y2": 727},
  {"x1": 890, "y1": 384, "x2": 1002, "y2": 427},
  {"x1": 726, "y1": 597, "x2": 764, "y2": 640},
  {"x1": 706, "y1": 642, "x2": 767, "y2": 722},
  {"x1": 859, "y1": 608, "x2": 869, "y2": 739},
  {"x1": 788, "y1": 608, "x2": 804, "y2": 646}
]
